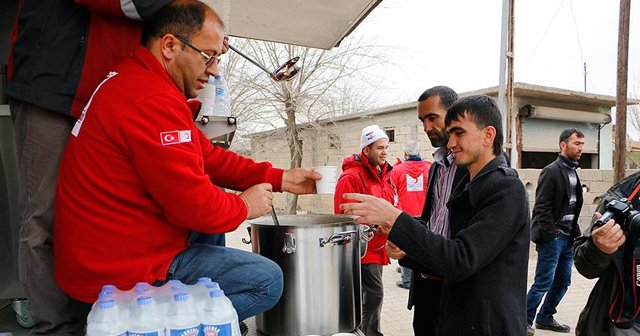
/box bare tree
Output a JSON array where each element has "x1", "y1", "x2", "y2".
[{"x1": 221, "y1": 37, "x2": 385, "y2": 214}]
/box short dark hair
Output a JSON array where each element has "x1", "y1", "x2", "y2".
[
  {"x1": 417, "y1": 86, "x2": 458, "y2": 109},
  {"x1": 559, "y1": 128, "x2": 584, "y2": 143},
  {"x1": 142, "y1": 0, "x2": 223, "y2": 45},
  {"x1": 445, "y1": 95, "x2": 503, "y2": 156}
]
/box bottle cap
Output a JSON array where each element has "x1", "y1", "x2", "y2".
[
  {"x1": 205, "y1": 282, "x2": 220, "y2": 290},
  {"x1": 101, "y1": 284, "x2": 116, "y2": 295},
  {"x1": 137, "y1": 296, "x2": 153, "y2": 305},
  {"x1": 173, "y1": 292, "x2": 190, "y2": 302},
  {"x1": 98, "y1": 298, "x2": 115, "y2": 309},
  {"x1": 209, "y1": 289, "x2": 224, "y2": 298}
]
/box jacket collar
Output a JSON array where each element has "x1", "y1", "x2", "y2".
[
  {"x1": 471, "y1": 154, "x2": 508, "y2": 182},
  {"x1": 130, "y1": 46, "x2": 185, "y2": 99}
]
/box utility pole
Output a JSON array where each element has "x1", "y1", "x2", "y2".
[
  {"x1": 498, "y1": 0, "x2": 516, "y2": 167},
  {"x1": 614, "y1": 0, "x2": 630, "y2": 183},
  {"x1": 583, "y1": 62, "x2": 587, "y2": 92}
]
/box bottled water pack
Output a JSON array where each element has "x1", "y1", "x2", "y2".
[
  {"x1": 195, "y1": 74, "x2": 231, "y2": 120},
  {"x1": 86, "y1": 277, "x2": 240, "y2": 336}
]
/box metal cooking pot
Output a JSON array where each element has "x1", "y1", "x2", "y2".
[{"x1": 245, "y1": 214, "x2": 372, "y2": 336}]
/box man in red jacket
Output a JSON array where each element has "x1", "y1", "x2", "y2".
[
  {"x1": 390, "y1": 140, "x2": 431, "y2": 289},
  {"x1": 334, "y1": 124, "x2": 395, "y2": 336},
  {"x1": 54, "y1": 0, "x2": 320, "y2": 325},
  {"x1": 8, "y1": 0, "x2": 171, "y2": 334}
]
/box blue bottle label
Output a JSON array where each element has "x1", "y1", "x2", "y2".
[
  {"x1": 128, "y1": 331, "x2": 162, "y2": 336},
  {"x1": 168, "y1": 326, "x2": 200, "y2": 336},
  {"x1": 202, "y1": 323, "x2": 232, "y2": 336}
]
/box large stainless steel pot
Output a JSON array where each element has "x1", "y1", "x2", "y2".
[{"x1": 246, "y1": 214, "x2": 372, "y2": 336}]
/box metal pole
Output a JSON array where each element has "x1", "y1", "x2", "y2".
[
  {"x1": 498, "y1": 0, "x2": 509, "y2": 146},
  {"x1": 614, "y1": 0, "x2": 630, "y2": 183},
  {"x1": 508, "y1": 0, "x2": 517, "y2": 168}
]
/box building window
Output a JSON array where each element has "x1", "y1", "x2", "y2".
[
  {"x1": 329, "y1": 134, "x2": 341, "y2": 149},
  {"x1": 385, "y1": 128, "x2": 395, "y2": 143}
]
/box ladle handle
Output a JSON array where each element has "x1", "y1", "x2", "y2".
[
  {"x1": 271, "y1": 205, "x2": 280, "y2": 227},
  {"x1": 228, "y1": 44, "x2": 273, "y2": 76}
]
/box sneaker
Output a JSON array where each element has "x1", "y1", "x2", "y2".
[
  {"x1": 240, "y1": 321, "x2": 248, "y2": 336},
  {"x1": 395, "y1": 280, "x2": 409, "y2": 289},
  {"x1": 535, "y1": 319, "x2": 570, "y2": 333},
  {"x1": 527, "y1": 325, "x2": 535, "y2": 336}
]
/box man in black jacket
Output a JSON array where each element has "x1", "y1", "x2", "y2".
[
  {"x1": 526, "y1": 128, "x2": 585, "y2": 335},
  {"x1": 399, "y1": 85, "x2": 467, "y2": 335},
  {"x1": 341, "y1": 95, "x2": 530, "y2": 335},
  {"x1": 574, "y1": 173, "x2": 639, "y2": 335}
]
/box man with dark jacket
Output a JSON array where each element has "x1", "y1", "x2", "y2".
[
  {"x1": 340, "y1": 95, "x2": 530, "y2": 335},
  {"x1": 396, "y1": 85, "x2": 467, "y2": 335},
  {"x1": 527, "y1": 128, "x2": 585, "y2": 335},
  {"x1": 7, "y1": 1, "x2": 170, "y2": 334},
  {"x1": 574, "y1": 173, "x2": 639, "y2": 335}
]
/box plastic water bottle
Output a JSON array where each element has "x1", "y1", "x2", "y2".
[
  {"x1": 200, "y1": 290, "x2": 240, "y2": 336},
  {"x1": 127, "y1": 296, "x2": 165, "y2": 336},
  {"x1": 193, "y1": 280, "x2": 221, "y2": 311},
  {"x1": 86, "y1": 298, "x2": 127, "y2": 336},
  {"x1": 212, "y1": 75, "x2": 231, "y2": 117},
  {"x1": 196, "y1": 76, "x2": 216, "y2": 120},
  {"x1": 165, "y1": 292, "x2": 200, "y2": 336}
]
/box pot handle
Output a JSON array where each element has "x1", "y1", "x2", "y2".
[
  {"x1": 319, "y1": 230, "x2": 358, "y2": 247},
  {"x1": 241, "y1": 226, "x2": 251, "y2": 244},
  {"x1": 360, "y1": 225, "x2": 374, "y2": 242}
]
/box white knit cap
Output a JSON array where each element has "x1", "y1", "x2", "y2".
[{"x1": 360, "y1": 125, "x2": 389, "y2": 150}]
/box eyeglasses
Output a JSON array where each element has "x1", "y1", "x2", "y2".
[{"x1": 173, "y1": 35, "x2": 219, "y2": 68}]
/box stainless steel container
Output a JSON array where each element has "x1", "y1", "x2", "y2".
[{"x1": 247, "y1": 214, "x2": 371, "y2": 336}]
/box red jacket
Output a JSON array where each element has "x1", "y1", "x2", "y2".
[
  {"x1": 8, "y1": 0, "x2": 169, "y2": 117},
  {"x1": 54, "y1": 47, "x2": 284, "y2": 303},
  {"x1": 390, "y1": 159, "x2": 432, "y2": 216},
  {"x1": 334, "y1": 154, "x2": 394, "y2": 265}
]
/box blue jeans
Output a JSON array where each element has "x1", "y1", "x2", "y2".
[
  {"x1": 160, "y1": 233, "x2": 283, "y2": 321},
  {"x1": 526, "y1": 235, "x2": 573, "y2": 325}
]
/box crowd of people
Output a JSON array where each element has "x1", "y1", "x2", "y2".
[{"x1": 6, "y1": 1, "x2": 639, "y2": 336}]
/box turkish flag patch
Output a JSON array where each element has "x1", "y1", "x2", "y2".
[{"x1": 160, "y1": 130, "x2": 191, "y2": 146}]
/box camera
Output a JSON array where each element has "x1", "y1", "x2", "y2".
[{"x1": 593, "y1": 198, "x2": 640, "y2": 234}]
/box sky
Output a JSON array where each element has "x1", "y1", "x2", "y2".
[{"x1": 346, "y1": 0, "x2": 640, "y2": 106}]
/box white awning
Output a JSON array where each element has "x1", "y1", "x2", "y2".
[{"x1": 202, "y1": 0, "x2": 382, "y2": 49}]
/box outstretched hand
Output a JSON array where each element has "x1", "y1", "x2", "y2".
[
  {"x1": 339, "y1": 193, "x2": 402, "y2": 235},
  {"x1": 282, "y1": 168, "x2": 321, "y2": 194}
]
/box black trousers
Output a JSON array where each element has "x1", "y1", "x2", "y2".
[
  {"x1": 361, "y1": 263, "x2": 384, "y2": 336},
  {"x1": 412, "y1": 278, "x2": 443, "y2": 336}
]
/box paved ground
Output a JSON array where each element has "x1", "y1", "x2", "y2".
[{"x1": 0, "y1": 224, "x2": 597, "y2": 336}]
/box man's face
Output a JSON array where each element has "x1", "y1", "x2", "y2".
[
  {"x1": 363, "y1": 138, "x2": 389, "y2": 167},
  {"x1": 446, "y1": 113, "x2": 490, "y2": 167},
  {"x1": 418, "y1": 95, "x2": 449, "y2": 148},
  {"x1": 560, "y1": 133, "x2": 585, "y2": 161},
  {"x1": 170, "y1": 16, "x2": 224, "y2": 99}
]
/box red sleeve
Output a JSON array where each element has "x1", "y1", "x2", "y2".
[
  {"x1": 75, "y1": 0, "x2": 169, "y2": 20},
  {"x1": 199, "y1": 131, "x2": 284, "y2": 192},
  {"x1": 333, "y1": 173, "x2": 365, "y2": 214},
  {"x1": 118, "y1": 94, "x2": 249, "y2": 234}
]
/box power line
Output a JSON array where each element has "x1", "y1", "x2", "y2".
[{"x1": 519, "y1": 0, "x2": 568, "y2": 77}]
